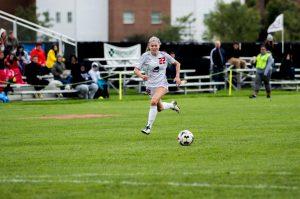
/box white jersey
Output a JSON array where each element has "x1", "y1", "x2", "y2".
[{"x1": 135, "y1": 51, "x2": 176, "y2": 88}]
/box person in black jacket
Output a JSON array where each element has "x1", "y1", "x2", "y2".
[
  {"x1": 25, "y1": 55, "x2": 49, "y2": 91},
  {"x1": 210, "y1": 40, "x2": 226, "y2": 86},
  {"x1": 71, "y1": 62, "x2": 98, "y2": 99}
]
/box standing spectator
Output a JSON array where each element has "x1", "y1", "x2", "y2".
[
  {"x1": 279, "y1": 52, "x2": 295, "y2": 80},
  {"x1": 249, "y1": 45, "x2": 273, "y2": 99},
  {"x1": 88, "y1": 62, "x2": 109, "y2": 99},
  {"x1": 25, "y1": 55, "x2": 49, "y2": 92},
  {"x1": 210, "y1": 40, "x2": 226, "y2": 85},
  {"x1": 6, "y1": 31, "x2": 19, "y2": 54},
  {"x1": 51, "y1": 54, "x2": 71, "y2": 84},
  {"x1": 0, "y1": 28, "x2": 7, "y2": 53},
  {"x1": 16, "y1": 45, "x2": 30, "y2": 74},
  {"x1": 4, "y1": 52, "x2": 24, "y2": 84},
  {"x1": 264, "y1": 34, "x2": 275, "y2": 54},
  {"x1": 46, "y1": 44, "x2": 59, "y2": 69},
  {"x1": 227, "y1": 42, "x2": 246, "y2": 69},
  {"x1": 71, "y1": 64, "x2": 98, "y2": 99}
]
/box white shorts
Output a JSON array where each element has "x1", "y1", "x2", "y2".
[{"x1": 146, "y1": 85, "x2": 169, "y2": 98}]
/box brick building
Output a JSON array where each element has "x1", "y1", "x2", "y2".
[{"x1": 109, "y1": 0, "x2": 170, "y2": 42}]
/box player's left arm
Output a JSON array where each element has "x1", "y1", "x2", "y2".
[{"x1": 173, "y1": 60, "x2": 181, "y2": 86}]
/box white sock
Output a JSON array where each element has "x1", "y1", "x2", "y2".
[
  {"x1": 162, "y1": 102, "x2": 173, "y2": 110},
  {"x1": 147, "y1": 105, "x2": 157, "y2": 128}
]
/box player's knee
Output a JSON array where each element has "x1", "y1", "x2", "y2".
[{"x1": 150, "y1": 98, "x2": 158, "y2": 106}]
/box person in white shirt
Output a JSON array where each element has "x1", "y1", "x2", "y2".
[
  {"x1": 88, "y1": 62, "x2": 101, "y2": 84},
  {"x1": 134, "y1": 36, "x2": 181, "y2": 135}
]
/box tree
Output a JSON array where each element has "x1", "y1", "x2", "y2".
[
  {"x1": 15, "y1": 4, "x2": 52, "y2": 41},
  {"x1": 203, "y1": 0, "x2": 261, "y2": 42},
  {"x1": 266, "y1": 0, "x2": 300, "y2": 41},
  {"x1": 155, "y1": 14, "x2": 196, "y2": 42}
]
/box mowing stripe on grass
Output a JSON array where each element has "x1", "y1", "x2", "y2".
[{"x1": 0, "y1": 178, "x2": 297, "y2": 190}]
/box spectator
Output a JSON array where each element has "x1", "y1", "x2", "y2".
[
  {"x1": 69, "y1": 55, "x2": 80, "y2": 70},
  {"x1": 166, "y1": 51, "x2": 179, "y2": 91},
  {"x1": 6, "y1": 31, "x2": 19, "y2": 54},
  {"x1": 228, "y1": 42, "x2": 246, "y2": 69},
  {"x1": 0, "y1": 28, "x2": 7, "y2": 53},
  {"x1": 264, "y1": 34, "x2": 275, "y2": 54},
  {"x1": 71, "y1": 64, "x2": 98, "y2": 99},
  {"x1": 210, "y1": 40, "x2": 226, "y2": 85},
  {"x1": 0, "y1": 51, "x2": 6, "y2": 85},
  {"x1": 249, "y1": 45, "x2": 273, "y2": 99},
  {"x1": 4, "y1": 52, "x2": 24, "y2": 84},
  {"x1": 30, "y1": 42, "x2": 46, "y2": 66},
  {"x1": 51, "y1": 54, "x2": 71, "y2": 84},
  {"x1": 25, "y1": 55, "x2": 49, "y2": 92},
  {"x1": 279, "y1": 52, "x2": 295, "y2": 80},
  {"x1": 88, "y1": 62, "x2": 109, "y2": 99},
  {"x1": 46, "y1": 44, "x2": 59, "y2": 69},
  {"x1": 16, "y1": 45, "x2": 30, "y2": 74}
]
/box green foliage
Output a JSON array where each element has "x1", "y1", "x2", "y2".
[
  {"x1": 155, "y1": 14, "x2": 196, "y2": 42},
  {"x1": 266, "y1": 0, "x2": 300, "y2": 41},
  {"x1": 15, "y1": 4, "x2": 52, "y2": 41},
  {"x1": 203, "y1": 1, "x2": 261, "y2": 42}
]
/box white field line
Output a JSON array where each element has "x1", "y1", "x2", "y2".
[{"x1": 0, "y1": 178, "x2": 298, "y2": 190}]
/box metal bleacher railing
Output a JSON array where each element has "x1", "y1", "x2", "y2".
[{"x1": 0, "y1": 10, "x2": 77, "y2": 55}]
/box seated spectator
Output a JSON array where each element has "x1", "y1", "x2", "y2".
[
  {"x1": 51, "y1": 54, "x2": 71, "y2": 84},
  {"x1": 0, "y1": 28, "x2": 7, "y2": 54},
  {"x1": 46, "y1": 44, "x2": 59, "y2": 69},
  {"x1": 69, "y1": 54, "x2": 80, "y2": 70},
  {"x1": 88, "y1": 62, "x2": 109, "y2": 99},
  {"x1": 16, "y1": 45, "x2": 30, "y2": 74},
  {"x1": 30, "y1": 42, "x2": 50, "y2": 75},
  {"x1": 4, "y1": 52, "x2": 24, "y2": 84},
  {"x1": 227, "y1": 42, "x2": 246, "y2": 69},
  {"x1": 71, "y1": 64, "x2": 98, "y2": 99},
  {"x1": 0, "y1": 50, "x2": 6, "y2": 85},
  {"x1": 6, "y1": 31, "x2": 19, "y2": 54},
  {"x1": 25, "y1": 55, "x2": 49, "y2": 92}
]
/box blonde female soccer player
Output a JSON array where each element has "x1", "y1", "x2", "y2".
[{"x1": 134, "y1": 36, "x2": 181, "y2": 135}]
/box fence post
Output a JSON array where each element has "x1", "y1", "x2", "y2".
[
  {"x1": 229, "y1": 69, "x2": 233, "y2": 96},
  {"x1": 119, "y1": 73, "x2": 122, "y2": 100}
]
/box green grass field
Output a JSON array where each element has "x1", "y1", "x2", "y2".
[{"x1": 0, "y1": 90, "x2": 299, "y2": 198}]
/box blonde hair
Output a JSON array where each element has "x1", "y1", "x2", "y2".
[{"x1": 146, "y1": 36, "x2": 161, "y2": 52}]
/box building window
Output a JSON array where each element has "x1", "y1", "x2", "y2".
[
  {"x1": 67, "y1": 12, "x2": 72, "y2": 23},
  {"x1": 123, "y1": 11, "x2": 135, "y2": 24},
  {"x1": 151, "y1": 12, "x2": 162, "y2": 24},
  {"x1": 56, "y1": 12, "x2": 61, "y2": 23}
]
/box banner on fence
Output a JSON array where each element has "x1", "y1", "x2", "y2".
[{"x1": 104, "y1": 43, "x2": 141, "y2": 68}]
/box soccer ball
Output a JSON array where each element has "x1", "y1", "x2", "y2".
[{"x1": 177, "y1": 130, "x2": 194, "y2": 146}]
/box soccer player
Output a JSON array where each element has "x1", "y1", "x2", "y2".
[{"x1": 134, "y1": 36, "x2": 181, "y2": 135}]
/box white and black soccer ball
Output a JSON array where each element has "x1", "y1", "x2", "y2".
[{"x1": 177, "y1": 130, "x2": 194, "y2": 146}]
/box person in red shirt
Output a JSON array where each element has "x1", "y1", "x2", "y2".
[
  {"x1": 4, "y1": 52, "x2": 24, "y2": 84},
  {"x1": 30, "y1": 42, "x2": 46, "y2": 66}
]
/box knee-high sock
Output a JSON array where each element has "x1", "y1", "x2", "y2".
[
  {"x1": 147, "y1": 105, "x2": 157, "y2": 127},
  {"x1": 162, "y1": 102, "x2": 173, "y2": 110}
]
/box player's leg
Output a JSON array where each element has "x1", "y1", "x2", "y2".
[{"x1": 141, "y1": 87, "x2": 167, "y2": 135}]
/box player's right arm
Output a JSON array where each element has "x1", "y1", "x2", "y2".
[{"x1": 134, "y1": 53, "x2": 148, "y2": 81}]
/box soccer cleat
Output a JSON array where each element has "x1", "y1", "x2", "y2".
[
  {"x1": 171, "y1": 100, "x2": 180, "y2": 113},
  {"x1": 141, "y1": 125, "x2": 151, "y2": 135},
  {"x1": 249, "y1": 95, "x2": 256, "y2": 99}
]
